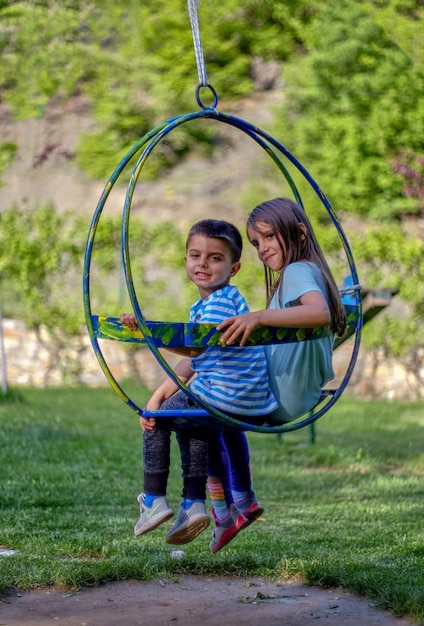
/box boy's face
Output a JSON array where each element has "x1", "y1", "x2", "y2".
[{"x1": 185, "y1": 234, "x2": 240, "y2": 299}]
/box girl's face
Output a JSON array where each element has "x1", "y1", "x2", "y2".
[
  {"x1": 185, "y1": 234, "x2": 240, "y2": 299},
  {"x1": 247, "y1": 221, "x2": 285, "y2": 271}
]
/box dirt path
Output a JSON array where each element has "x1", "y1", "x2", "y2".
[{"x1": 0, "y1": 576, "x2": 414, "y2": 626}]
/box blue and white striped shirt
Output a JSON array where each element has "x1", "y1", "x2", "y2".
[{"x1": 189, "y1": 285, "x2": 278, "y2": 416}]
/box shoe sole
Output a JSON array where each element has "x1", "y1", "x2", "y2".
[
  {"x1": 243, "y1": 503, "x2": 264, "y2": 521},
  {"x1": 165, "y1": 515, "x2": 210, "y2": 545},
  {"x1": 134, "y1": 510, "x2": 174, "y2": 537},
  {"x1": 210, "y1": 515, "x2": 250, "y2": 554}
]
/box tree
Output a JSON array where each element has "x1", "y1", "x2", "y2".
[
  {"x1": 392, "y1": 153, "x2": 424, "y2": 217},
  {"x1": 351, "y1": 222, "x2": 424, "y2": 392},
  {"x1": 0, "y1": 204, "x2": 87, "y2": 382},
  {"x1": 276, "y1": 1, "x2": 424, "y2": 220}
]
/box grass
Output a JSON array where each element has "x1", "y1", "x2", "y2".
[{"x1": 0, "y1": 385, "x2": 423, "y2": 623}]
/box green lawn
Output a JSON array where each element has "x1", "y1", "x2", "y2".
[{"x1": 0, "y1": 386, "x2": 423, "y2": 623}]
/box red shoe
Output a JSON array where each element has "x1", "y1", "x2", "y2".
[
  {"x1": 237, "y1": 492, "x2": 264, "y2": 521},
  {"x1": 209, "y1": 504, "x2": 250, "y2": 553}
]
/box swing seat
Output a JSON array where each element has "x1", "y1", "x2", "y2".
[
  {"x1": 92, "y1": 303, "x2": 358, "y2": 348},
  {"x1": 90, "y1": 300, "x2": 360, "y2": 434}
]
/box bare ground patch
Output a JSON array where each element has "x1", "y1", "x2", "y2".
[{"x1": 0, "y1": 576, "x2": 415, "y2": 626}]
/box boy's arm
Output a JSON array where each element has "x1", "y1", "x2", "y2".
[
  {"x1": 141, "y1": 357, "x2": 194, "y2": 431},
  {"x1": 165, "y1": 346, "x2": 204, "y2": 357},
  {"x1": 120, "y1": 314, "x2": 198, "y2": 429},
  {"x1": 146, "y1": 357, "x2": 193, "y2": 408}
]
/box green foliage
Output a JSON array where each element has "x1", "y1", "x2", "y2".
[
  {"x1": 352, "y1": 223, "x2": 424, "y2": 364},
  {"x1": 0, "y1": 2, "x2": 89, "y2": 117},
  {"x1": 0, "y1": 388, "x2": 423, "y2": 621},
  {"x1": 275, "y1": 1, "x2": 424, "y2": 220},
  {"x1": 1, "y1": 0, "x2": 422, "y2": 196},
  {"x1": 88, "y1": 212, "x2": 192, "y2": 322},
  {"x1": 0, "y1": 205, "x2": 103, "y2": 381},
  {"x1": 0, "y1": 204, "x2": 83, "y2": 330},
  {"x1": 0, "y1": 141, "x2": 17, "y2": 184},
  {"x1": 0, "y1": 204, "x2": 200, "y2": 381},
  {"x1": 75, "y1": 106, "x2": 153, "y2": 181},
  {"x1": 0, "y1": 0, "x2": 312, "y2": 180},
  {"x1": 1, "y1": 0, "x2": 424, "y2": 376}
]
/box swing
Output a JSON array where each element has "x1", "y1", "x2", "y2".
[{"x1": 83, "y1": 1, "x2": 362, "y2": 434}]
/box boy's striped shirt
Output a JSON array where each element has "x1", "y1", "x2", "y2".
[{"x1": 189, "y1": 285, "x2": 278, "y2": 416}]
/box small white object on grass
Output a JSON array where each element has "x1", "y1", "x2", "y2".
[
  {"x1": 171, "y1": 550, "x2": 186, "y2": 559},
  {"x1": 0, "y1": 548, "x2": 18, "y2": 557}
]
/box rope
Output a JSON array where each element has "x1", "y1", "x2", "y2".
[
  {"x1": 338, "y1": 284, "x2": 362, "y2": 296},
  {"x1": 187, "y1": 0, "x2": 208, "y2": 86}
]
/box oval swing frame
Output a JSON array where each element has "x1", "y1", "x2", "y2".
[{"x1": 83, "y1": 107, "x2": 362, "y2": 433}]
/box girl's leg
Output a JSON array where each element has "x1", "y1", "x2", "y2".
[
  {"x1": 222, "y1": 430, "x2": 264, "y2": 520},
  {"x1": 207, "y1": 431, "x2": 232, "y2": 512},
  {"x1": 207, "y1": 431, "x2": 251, "y2": 554},
  {"x1": 207, "y1": 429, "x2": 264, "y2": 554},
  {"x1": 222, "y1": 430, "x2": 251, "y2": 496},
  {"x1": 207, "y1": 430, "x2": 252, "y2": 510}
]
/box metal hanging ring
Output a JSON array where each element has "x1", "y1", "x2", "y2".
[{"x1": 195, "y1": 83, "x2": 219, "y2": 110}]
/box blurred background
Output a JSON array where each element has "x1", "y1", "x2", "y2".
[{"x1": 0, "y1": 0, "x2": 423, "y2": 400}]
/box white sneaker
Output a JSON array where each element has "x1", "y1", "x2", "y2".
[
  {"x1": 165, "y1": 502, "x2": 210, "y2": 545},
  {"x1": 134, "y1": 493, "x2": 174, "y2": 537}
]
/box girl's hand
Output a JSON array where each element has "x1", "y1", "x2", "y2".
[
  {"x1": 120, "y1": 313, "x2": 138, "y2": 330},
  {"x1": 217, "y1": 311, "x2": 263, "y2": 346}
]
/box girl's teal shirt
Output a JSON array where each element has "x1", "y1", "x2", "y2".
[{"x1": 265, "y1": 262, "x2": 335, "y2": 424}]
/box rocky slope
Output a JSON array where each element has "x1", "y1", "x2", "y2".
[{"x1": 0, "y1": 90, "x2": 285, "y2": 228}]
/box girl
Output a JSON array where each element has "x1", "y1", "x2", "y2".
[{"x1": 217, "y1": 197, "x2": 346, "y2": 425}]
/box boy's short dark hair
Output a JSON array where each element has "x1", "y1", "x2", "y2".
[{"x1": 186, "y1": 219, "x2": 243, "y2": 262}]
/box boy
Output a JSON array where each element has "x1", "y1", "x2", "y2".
[{"x1": 121, "y1": 219, "x2": 277, "y2": 551}]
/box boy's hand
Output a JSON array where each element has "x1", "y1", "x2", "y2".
[
  {"x1": 140, "y1": 415, "x2": 156, "y2": 431},
  {"x1": 140, "y1": 395, "x2": 163, "y2": 431},
  {"x1": 120, "y1": 313, "x2": 138, "y2": 330}
]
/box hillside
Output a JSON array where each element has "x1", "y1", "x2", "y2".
[{"x1": 0, "y1": 89, "x2": 285, "y2": 229}]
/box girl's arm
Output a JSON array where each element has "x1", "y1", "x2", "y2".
[{"x1": 217, "y1": 290, "x2": 330, "y2": 346}]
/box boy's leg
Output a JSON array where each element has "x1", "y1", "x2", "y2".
[
  {"x1": 176, "y1": 428, "x2": 209, "y2": 502},
  {"x1": 161, "y1": 392, "x2": 210, "y2": 545},
  {"x1": 134, "y1": 426, "x2": 174, "y2": 537},
  {"x1": 143, "y1": 427, "x2": 171, "y2": 495}
]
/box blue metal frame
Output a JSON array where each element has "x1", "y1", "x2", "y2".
[{"x1": 83, "y1": 107, "x2": 362, "y2": 433}]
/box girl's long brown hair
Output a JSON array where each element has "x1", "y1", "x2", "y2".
[{"x1": 247, "y1": 198, "x2": 346, "y2": 337}]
